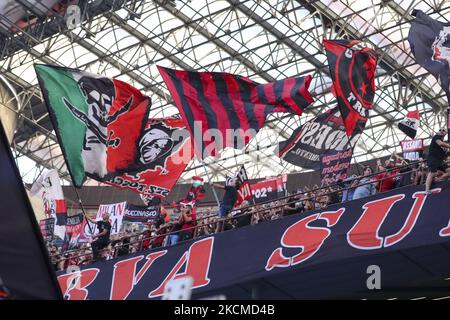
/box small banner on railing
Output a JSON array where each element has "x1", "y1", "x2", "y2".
[
  {"x1": 251, "y1": 175, "x2": 286, "y2": 204},
  {"x1": 320, "y1": 148, "x2": 353, "y2": 186},
  {"x1": 401, "y1": 139, "x2": 424, "y2": 161},
  {"x1": 63, "y1": 213, "x2": 84, "y2": 250},
  {"x1": 39, "y1": 218, "x2": 55, "y2": 242},
  {"x1": 96, "y1": 202, "x2": 126, "y2": 235},
  {"x1": 124, "y1": 204, "x2": 161, "y2": 224}
]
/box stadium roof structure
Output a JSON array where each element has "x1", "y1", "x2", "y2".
[{"x1": 1, "y1": 0, "x2": 449, "y2": 185}]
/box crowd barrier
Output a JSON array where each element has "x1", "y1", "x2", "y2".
[{"x1": 51, "y1": 158, "x2": 436, "y2": 268}]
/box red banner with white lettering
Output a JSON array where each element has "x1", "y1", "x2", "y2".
[
  {"x1": 401, "y1": 139, "x2": 424, "y2": 161},
  {"x1": 251, "y1": 175, "x2": 287, "y2": 204}
]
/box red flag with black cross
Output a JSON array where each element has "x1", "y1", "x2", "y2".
[
  {"x1": 324, "y1": 39, "x2": 378, "y2": 138},
  {"x1": 158, "y1": 66, "x2": 314, "y2": 159}
]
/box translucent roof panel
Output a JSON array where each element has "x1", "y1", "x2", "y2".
[{"x1": 0, "y1": 0, "x2": 449, "y2": 185}]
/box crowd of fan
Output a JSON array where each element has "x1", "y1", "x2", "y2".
[{"x1": 49, "y1": 153, "x2": 444, "y2": 271}]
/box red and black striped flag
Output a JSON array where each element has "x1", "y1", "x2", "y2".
[
  {"x1": 324, "y1": 39, "x2": 378, "y2": 137},
  {"x1": 158, "y1": 66, "x2": 314, "y2": 158}
]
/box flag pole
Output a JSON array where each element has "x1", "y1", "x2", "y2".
[
  {"x1": 201, "y1": 161, "x2": 221, "y2": 208},
  {"x1": 73, "y1": 186, "x2": 94, "y2": 234}
]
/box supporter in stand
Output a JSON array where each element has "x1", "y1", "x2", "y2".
[
  {"x1": 213, "y1": 177, "x2": 241, "y2": 233},
  {"x1": 141, "y1": 230, "x2": 152, "y2": 250},
  {"x1": 353, "y1": 166, "x2": 377, "y2": 200},
  {"x1": 283, "y1": 192, "x2": 303, "y2": 216},
  {"x1": 85, "y1": 213, "x2": 111, "y2": 262},
  {"x1": 391, "y1": 153, "x2": 413, "y2": 188},
  {"x1": 193, "y1": 209, "x2": 213, "y2": 237},
  {"x1": 51, "y1": 153, "x2": 436, "y2": 270},
  {"x1": 103, "y1": 247, "x2": 114, "y2": 260},
  {"x1": 115, "y1": 235, "x2": 130, "y2": 256},
  {"x1": 341, "y1": 174, "x2": 359, "y2": 202},
  {"x1": 318, "y1": 192, "x2": 329, "y2": 209},
  {"x1": 412, "y1": 158, "x2": 427, "y2": 185},
  {"x1": 302, "y1": 192, "x2": 315, "y2": 212},
  {"x1": 232, "y1": 201, "x2": 252, "y2": 228},
  {"x1": 375, "y1": 158, "x2": 399, "y2": 193},
  {"x1": 221, "y1": 211, "x2": 235, "y2": 231},
  {"x1": 269, "y1": 200, "x2": 283, "y2": 220},
  {"x1": 166, "y1": 206, "x2": 182, "y2": 246},
  {"x1": 178, "y1": 204, "x2": 197, "y2": 241},
  {"x1": 251, "y1": 205, "x2": 264, "y2": 225},
  {"x1": 51, "y1": 252, "x2": 61, "y2": 271},
  {"x1": 327, "y1": 185, "x2": 341, "y2": 205},
  {"x1": 426, "y1": 128, "x2": 450, "y2": 193},
  {"x1": 195, "y1": 215, "x2": 208, "y2": 237},
  {"x1": 206, "y1": 216, "x2": 218, "y2": 234},
  {"x1": 78, "y1": 250, "x2": 92, "y2": 266},
  {"x1": 151, "y1": 210, "x2": 170, "y2": 248}
]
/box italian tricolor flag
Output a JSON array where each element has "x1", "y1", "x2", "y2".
[{"x1": 34, "y1": 64, "x2": 151, "y2": 187}]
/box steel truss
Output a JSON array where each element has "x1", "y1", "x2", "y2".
[{"x1": 0, "y1": 0, "x2": 449, "y2": 184}]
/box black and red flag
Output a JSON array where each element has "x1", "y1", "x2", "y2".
[
  {"x1": 107, "y1": 117, "x2": 193, "y2": 198},
  {"x1": 398, "y1": 110, "x2": 420, "y2": 139},
  {"x1": 35, "y1": 65, "x2": 193, "y2": 198},
  {"x1": 180, "y1": 176, "x2": 206, "y2": 207},
  {"x1": 251, "y1": 175, "x2": 287, "y2": 204},
  {"x1": 158, "y1": 66, "x2": 314, "y2": 158},
  {"x1": 0, "y1": 120, "x2": 62, "y2": 299},
  {"x1": 277, "y1": 106, "x2": 359, "y2": 169},
  {"x1": 324, "y1": 39, "x2": 378, "y2": 137},
  {"x1": 235, "y1": 166, "x2": 253, "y2": 206},
  {"x1": 408, "y1": 10, "x2": 450, "y2": 141}
]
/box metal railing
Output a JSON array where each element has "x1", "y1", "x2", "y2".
[{"x1": 50, "y1": 158, "x2": 434, "y2": 269}]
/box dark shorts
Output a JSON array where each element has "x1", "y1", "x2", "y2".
[
  {"x1": 427, "y1": 158, "x2": 448, "y2": 173},
  {"x1": 218, "y1": 203, "x2": 232, "y2": 218}
]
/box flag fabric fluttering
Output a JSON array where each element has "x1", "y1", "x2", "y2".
[
  {"x1": 30, "y1": 169, "x2": 68, "y2": 238},
  {"x1": 408, "y1": 9, "x2": 450, "y2": 140},
  {"x1": 235, "y1": 166, "x2": 253, "y2": 206},
  {"x1": 324, "y1": 39, "x2": 378, "y2": 138},
  {"x1": 63, "y1": 213, "x2": 84, "y2": 251},
  {"x1": 35, "y1": 64, "x2": 191, "y2": 197},
  {"x1": 398, "y1": 110, "x2": 420, "y2": 139},
  {"x1": 106, "y1": 117, "x2": 193, "y2": 198},
  {"x1": 180, "y1": 176, "x2": 205, "y2": 207},
  {"x1": 158, "y1": 66, "x2": 314, "y2": 158},
  {"x1": 277, "y1": 106, "x2": 359, "y2": 169},
  {"x1": 35, "y1": 64, "x2": 151, "y2": 187},
  {"x1": 0, "y1": 120, "x2": 62, "y2": 299}
]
